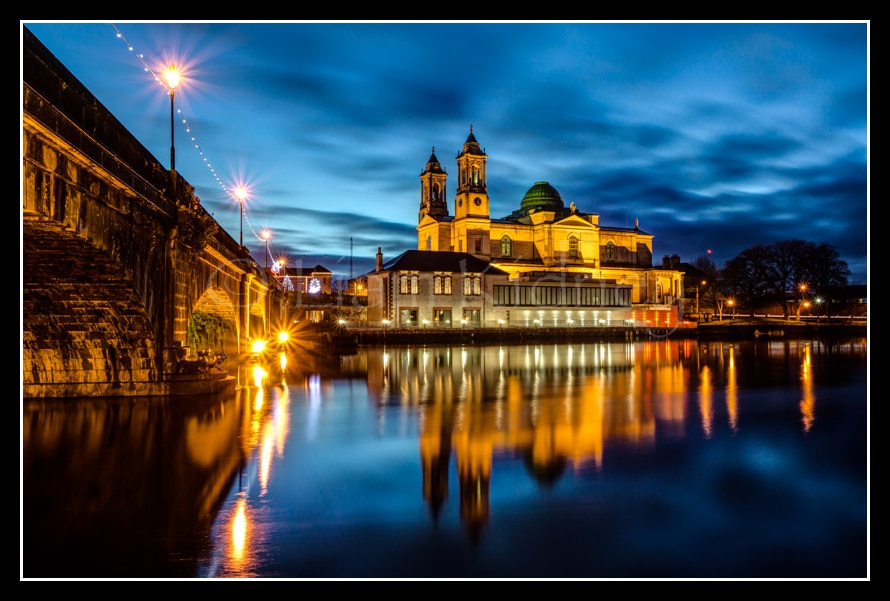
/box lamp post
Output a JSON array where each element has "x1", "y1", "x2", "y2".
[
  {"x1": 234, "y1": 186, "x2": 248, "y2": 248},
  {"x1": 162, "y1": 65, "x2": 180, "y2": 205},
  {"x1": 261, "y1": 229, "x2": 271, "y2": 271},
  {"x1": 162, "y1": 65, "x2": 180, "y2": 173},
  {"x1": 798, "y1": 283, "x2": 808, "y2": 321},
  {"x1": 695, "y1": 280, "x2": 706, "y2": 318}
]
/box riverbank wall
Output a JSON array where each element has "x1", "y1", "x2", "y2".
[{"x1": 331, "y1": 319, "x2": 866, "y2": 349}]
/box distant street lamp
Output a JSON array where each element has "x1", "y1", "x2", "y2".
[
  {"x1": 797, "y1": 283, "x2": 809, "y2": 321},
  {"x1": 234, "y1": 186, "x2": 248, "y2": 248},
  {"x1": 261, "y1": 229, "x2": 271, "y2": 270},
  {"x1": 695, "y1": 280, "x2": 706, "y2": 317}
]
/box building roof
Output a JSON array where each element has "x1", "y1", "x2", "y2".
[
  {"x1": 376, "y1": 250, "x2": 508, "y2": 275},
  {"x1": 520, "y1": 181, "x2": 565, "y2": 213},
  {"x1": 283, "y1": 264, "x2": 331, "y2": 277}
]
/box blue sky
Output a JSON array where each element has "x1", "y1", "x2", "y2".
[{"x1": 22, "y1": 21, "x2": 869, "y2": 285}]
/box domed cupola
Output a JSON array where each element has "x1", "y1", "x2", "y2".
[{"x1": 520, "y1": 181, "x2": 564, "y2": 213}]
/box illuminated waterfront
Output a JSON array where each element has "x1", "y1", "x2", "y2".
[{"x1": 22, "y1": 338, "x2": 868, "y2": 579}]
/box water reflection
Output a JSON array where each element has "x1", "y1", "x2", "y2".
[
  {"x1": 23, "y1": 338, "x2": 867, "y2": 578},
  {"x1": 342, "y1": 339, "x2": 867, "y2": 544}
]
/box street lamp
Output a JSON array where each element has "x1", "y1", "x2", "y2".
[
  {"x1": 234, "y1": 186, "x2": 248, "y2": 248},
  {"x1": 797, "y1": 283, "x2": 808, "y2": 321},
  {"x1": 695, "y1": 280, "x2": 706, "y2": 317},
  {"x1": 261, "y1": 229, "x2": 271, "y2": 270},
  {"x1": 162, "y1": 65, "x2": 180, "y2": 173}
]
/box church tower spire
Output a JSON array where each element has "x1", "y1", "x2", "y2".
[
  {"x1": 419, "y1": 146, "x2": 449, "y2": 224},
  {"x1": 454, "y1": 125, "x2": 489, "y2": 221}
]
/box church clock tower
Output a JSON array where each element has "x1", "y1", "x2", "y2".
[
  {"x1": 419, "y1": 147, "x2": 449, "y2": 224},
  {"x1": 454, "y1": 126, "x2": 489, "y2": 221}
]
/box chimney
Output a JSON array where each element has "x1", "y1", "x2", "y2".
[
  {"x1": 376, "y1": 247, "x2": 383, "y2": 272},
  {"x1": 671, "y1": 254, "x2": 680, "y2": 267},
  {"x1": 663, "y1": 255, "x2": 670, "y2": 267}
]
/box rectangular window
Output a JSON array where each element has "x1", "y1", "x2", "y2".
[
  {"x1": 433, "y1": 275, "x2": 452, "y2": 295},
  {"x1": 399, "y1": 308, "x2": 418, "y2": 327},
  {"x1": 433, "y1": 308, "x2": 452, "y2": 327},
  {"x1": 463, "y1": 275, "x2": 481, "y2": 296},
  {"x1": 400, "y1": 274, "x2": 419, "y2": 295}
]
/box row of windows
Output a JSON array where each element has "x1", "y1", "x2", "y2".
[
  {"x1": 399, "y1": 274, "x2": 481, "y2": 296},
  {"x1": 399, "y1": 308, "x2": 481, "y2": 326},
  {"x1": 498, "y1": 236, "x2": 615, "y2": 260},
  {"x1": 492, "y1": 284, "x2": 630, "y2": 307}
]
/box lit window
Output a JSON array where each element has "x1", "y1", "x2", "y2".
[
  {"x1": 501, "y1": 236, "x2": 512, "y2": 257},
  {"x1": 569, "y1": 236, "x2": 579, "y2": 258}
]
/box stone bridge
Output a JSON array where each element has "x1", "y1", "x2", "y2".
[{"x1": 22, "y1": 27, "x2": 284, "y2": 399}]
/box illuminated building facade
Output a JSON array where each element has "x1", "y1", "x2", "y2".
[
  {"x1": 415, "y1": 127, "x2": 683, "y2": 328},
  {"x1": 365, "y1": 127, "x2": 683, "y2": 329}
]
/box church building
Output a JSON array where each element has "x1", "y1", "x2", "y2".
[{"x1": 367, "y1": 127, "x2": 682, "y2": 329}]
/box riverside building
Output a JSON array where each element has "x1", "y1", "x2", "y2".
[{"x1": 366, "y1": 127, "x2": 683, "y2": 329}]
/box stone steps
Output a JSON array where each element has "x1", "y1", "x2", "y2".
[{"x1": 22, "y1": 216, "x2": 160, "y2": 393}]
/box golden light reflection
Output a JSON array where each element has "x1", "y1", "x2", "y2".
[
  {"x1": 252, "y1": 365, "x2": 268, "y2": 391},
  {"x1": 231, "y1": 496, "x2": 248, "y2": 563},
  {"x1": 800, "y1": 343, "x2": 815, "y2": 432},
  {"x1": 260, "y1": 425, "x2": 273, "y2": 493},
  {"x1": 726, "y1": 345, "x2": 738, "y2": 432},
  {"x1": 699, "y1": 365, "x2": 713, "y2": 439}
]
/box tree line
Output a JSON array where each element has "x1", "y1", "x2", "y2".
[{"x1": 691, "y1": 239, "x2": 857, "y2": 319}]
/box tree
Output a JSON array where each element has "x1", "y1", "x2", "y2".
[
  {"x1": 717, "y1": 240, "x2": 850, "y2": 316},
  {"x1": 803, "y1": 243, "x2": 851, "y2": 317}
]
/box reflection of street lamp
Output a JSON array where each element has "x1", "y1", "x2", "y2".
[
  {"x1": 261, "y1": 229, "x2": 271, "y2": 270},
  {"x1": 234, "y1": 186, "x2": 248, "y2": 248}
]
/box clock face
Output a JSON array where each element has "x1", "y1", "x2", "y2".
[
  {"x1": 474, "y1": 197, "x2": 482, "y2": 206},
  {"x1": 457, "y1": 198, "x2": 463, "y2": 207}
]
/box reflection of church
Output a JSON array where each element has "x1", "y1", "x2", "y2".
[
  {"x1": 400, "y1": 343, "x2": 663, "y2": 541},
  {"x1": 366, "y1": 127, "x2": 682, "y2": 329}
]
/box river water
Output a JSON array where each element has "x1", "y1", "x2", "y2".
[{"x1": 22, "y1": 337, "x2": 868, "y2": 580}]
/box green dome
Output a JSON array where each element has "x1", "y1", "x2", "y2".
[{"x1": 520, "y1": 181, "x2": 564, "y2": 212}]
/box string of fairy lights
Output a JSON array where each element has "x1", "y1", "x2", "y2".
[{"x1": 110, "y1": 23, "x2": 282, "y2": 274}]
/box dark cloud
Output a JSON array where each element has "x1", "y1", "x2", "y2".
[{"x1": 23, "y1": 21, "x2": 868, "y2": 285}]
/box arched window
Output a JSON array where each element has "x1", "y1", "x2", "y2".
[
  {"x1": 434, "y1": 275, "x2": 452, "y2": 295},
  {"x1": 568, "y1": 236, "x2": 579, "y2": 258},
  {"x1": 605, "y1": 241, "x2": 616, "y2": 261},
  {"x1": 432, "y1": 183, "x2": 439, "y2": 201},
  {"x1": 501, "y1": 236, "x2": 512, "y2": 257},
  {"x1": 426, "y1": 235, "x2": 432, "y2": 251},
  {"x1": 463, "y1": 275, "x2": 481, "y2": 296},
  {"x1": 399, "y1": 274, "x2": 419, "y2": 295}
]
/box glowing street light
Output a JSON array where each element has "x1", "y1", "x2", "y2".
[
  {"x1": 797, "y1": 283, "x2": 809, "y2": 321},
  {"x1": 234, "y1": 186, "x2": 248, "y2": 248},
  {"x1": 696, "y1": 280, "x2": 706, "y2": 317},
  {"x1": 261, "y1": 229, "x2": 271, "y2": 270},
  {"x1": 162, "y1": 65, "x2": 181, "y2": 173}
]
